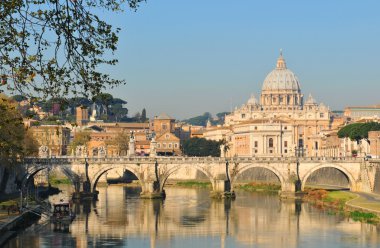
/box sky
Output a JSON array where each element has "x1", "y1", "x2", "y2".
[{"x1": 102, "y1": 0, "x2": 380, "y2": 120}]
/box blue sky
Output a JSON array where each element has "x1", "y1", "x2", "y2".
[{"x1": 103, "y1": 0, "x2": 380, "y2": 119}]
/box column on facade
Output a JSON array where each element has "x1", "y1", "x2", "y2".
[
  {"x1": 276, "y1": 135, "x2": 279, "y2": 155},
  {"x1": 262, "y1": 135, "x2": 265, "y2": 155}
]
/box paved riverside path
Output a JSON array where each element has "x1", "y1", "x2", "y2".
[{"x1": 347, "y1": 192, "x2": 380, "y2": 215}]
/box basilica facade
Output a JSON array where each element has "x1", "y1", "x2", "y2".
[{"x1": 204, "y1": 52, "x2": 335, "y2": 157}]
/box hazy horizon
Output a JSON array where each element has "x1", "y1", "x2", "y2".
[{"x1": 15, "y1": 1, "x2": 380, "y2": 120}]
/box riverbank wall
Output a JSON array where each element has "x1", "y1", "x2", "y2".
[{"x1": 0, "y1": 206, "x2": 41, "y2": 247}]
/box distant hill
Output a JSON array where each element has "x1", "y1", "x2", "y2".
[{"x1": 182, "y1": 112, "x2": 230, "y2": 126}]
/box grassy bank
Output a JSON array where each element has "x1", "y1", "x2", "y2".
[
  {"x1": 304, "y1": 189, "x2": 379, "y2": 224},
  {"x1": 237, "y1": 182, "x2": 281, "y2": 192},
  {"x1": 49, "y1": 176, "x2": 71, "y2": 185},
  {"x1": 175, "y1": 181, "x2": 211, "y2": 188}
]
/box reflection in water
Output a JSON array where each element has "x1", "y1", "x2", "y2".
[{"x1": 6, "y1": 185, "x2": 380, "y2": 248}]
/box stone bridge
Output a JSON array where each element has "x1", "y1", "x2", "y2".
[{"x1": 21, "y1": 156, "x2": 380, "y2": 199}]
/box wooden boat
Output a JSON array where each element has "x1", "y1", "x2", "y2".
[{"x1": 51, "y1": 201, "x2": 75, "y2": 223}]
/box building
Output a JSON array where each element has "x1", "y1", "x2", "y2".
[
  {"x1": 344, "y1": 105, "x2": 380, "y2": 120},
  {"x1": 152, "y1": 113, "x2": 176, "y2": 137},
  {"x1": 30, "y1": 125, "x2": 71, "y2": 156},
  {"x1": 204, "y1": 52, "x2": 335, "y2": 157},
  {"x1": 155, "y1": 132, "x2": 181, "y2": 155},
  {"x1": 76, "y1": 106, "x2": 89, "y2": 126},
  {"x1": 368, "y1": 131, "x2": 380, "y2": 158}
]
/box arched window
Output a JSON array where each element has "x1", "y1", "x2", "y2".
[{"x1": 269, "y1": 138, "x2": 273, "y2": 148}]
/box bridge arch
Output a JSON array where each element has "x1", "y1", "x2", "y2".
[
  {"x1": 231, "y1": 163, "x2": 286, "y2": 191},
  {"x1": 159, "y1": 163, "x2": 215, "y2": 192},
  {"x1": 90, "y1": 164, "x2": 142, "y2": 193},
  {"x1": 21, "y1": 164, "x2": 79, "y2": 190},
  {"x1": 301, "y1": 164, "x2": 356, "y2": 191}
]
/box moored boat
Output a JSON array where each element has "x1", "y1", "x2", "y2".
[{"x1": 51, "y1": 201, "x2": 75, "y2": 223}]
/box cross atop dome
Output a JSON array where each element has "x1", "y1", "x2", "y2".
[{"x1": 276, "y1": 49, "x2": 287, "y2": 69}]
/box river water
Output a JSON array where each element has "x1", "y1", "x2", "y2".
[{"x1": 6, "y1": 185, "x2": 380, "y2": 248}]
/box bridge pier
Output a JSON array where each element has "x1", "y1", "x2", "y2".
[
  {"x1": 210, "y1": 179, "x2": 236, "y2": 199},
  {"x1": 279, "y1": 182, "x2": 304, "y2": 199},
  {"x1": 140, "y1": 181, "x2": 166, "y2": 199}
]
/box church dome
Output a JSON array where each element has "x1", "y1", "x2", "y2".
[
  {"x1": 247, "y1": 94, "x2": 258, "y2": 105},
  {"x1": 262, "y1": 52, "x2": 301, "y2": 92}
]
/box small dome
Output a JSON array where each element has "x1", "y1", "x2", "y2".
[
  {"x1": 262, "y1": 52, "x2": 301, "y2": 92},
  {"x1": 247, "y1": 94, "x2": 258, "y2": 105}
]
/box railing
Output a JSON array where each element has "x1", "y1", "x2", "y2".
[{"x1": 23, "y1": 155, "x2": 368, "y2": 165}]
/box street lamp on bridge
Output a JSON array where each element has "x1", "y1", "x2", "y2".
[{"x1": 295, "y1": 146, "x2": 304, "y2": 192}]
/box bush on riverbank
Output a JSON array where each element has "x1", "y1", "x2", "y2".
[
  {"x1": 49, "y1": 177, "x2": 71, "y2": 185},
  {"x1": 237, "y1": 182, "x2": 281, "y2": 192},
  {"x1": 304, "y1": 189, "x2": 379, "y2": 223},
  {"x1": 350, "y1": 211, "x2": 378, "y2": 223},
  {"x1": 176, "y1": 181, "x2": 211, "y2": 188}
]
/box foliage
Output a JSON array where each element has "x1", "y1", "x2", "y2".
[
  {"x1": 337, "y1": 122, "x2": 380, "y2": 144},
  {"x1": 0, "y1": 95, "x2": 26, "y2": 166},
  {"x1": 183, "y1": 112, "x2": 212, "y2": 126},
  {"x1": 183, "y1": 112, "x2": 230, "y2": 126},
  {"x1": 350, "y1": 211, "x2": 378, "y2": 223},
  {"x1": 12, "y1": 93, "x2": 131, "y2": 122},
  {"x1": 69, "y1": 130, "x2": 91, "y2": 151},
  {"x1": 106, "y1": 130, "x2": 129, "y2": 155},
  {"x1": 182, "y1": 137, "x2": 221, "y2": 157},
  {"x1": 215, "y1": 112, "x2": 230, "y2": 125},
  {"x1": 141, "y1": 108, "x2": 147, "y2": 122},
  {"x1": 23, "y1": 128, "x2": 39, "y2": 156},
  {"x1": 11, "y1": 95, "x2": 27, "y2": 102},
  {"x1": 0, "y1": 0, "x2": 145, "y2": 98},
  {"x1": 237, "y1": 182, "x2": 281, "y2": 192},
  {"x1": 49, "y1": 176, "x2": 71, "y2": 185},
  {"x1": 176, "y1": 181, "x2": 211, "y2": 188}
]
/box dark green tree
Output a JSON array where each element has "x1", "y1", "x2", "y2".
[
  {"x1": 11, "y1": 95, "x2": 27, "y2": 102},
  {"x1": 0, "y1": 0, "x2": 144, "y2": 98},
  {"x1": 338, "y1": 122, "x2": 380, "y2": 144},
  {"x1": 141, "y1": 108, "x2": 147, "y2": 122},
  {"x1": 182, "y1": 137, "x2": 221, "y2": 157},
  {"x1": 183, "y1": 112, "x2": 212, "y2": 126}
]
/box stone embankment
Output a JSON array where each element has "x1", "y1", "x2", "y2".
[{"x1": 0, "y1": 206, "x2": 41, "y2": 247}]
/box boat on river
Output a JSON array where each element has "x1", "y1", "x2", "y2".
[{"x1": 51, "y1": 201, "x2": 75, "y2": 224}]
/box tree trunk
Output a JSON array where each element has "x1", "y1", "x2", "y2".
[{"x1": 0, "y1": 167, "x2": 9, "y2": 194}]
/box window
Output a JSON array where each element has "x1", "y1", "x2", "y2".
[
  {"x1": 315, "y1": 141, "x2": 318, "y2": 150},
  {"x1": 174, "y1": 144, "x2": 178, "y2": 148},
  {"x1": 320, "y1": 113, "x2": 324, "y2": 118},
  {"x1": 284, "y1": 141, "x2": 288, "y2": 147},
  {"x1": 269, "y1": 138, "x2": 273, "y2": 148},
  {"x1": 255, "y1": 149, "x2": 258, "y2": 153},
  {"x1": 165, "y1": 134, "x2": 170, "y2": 139},
  {"x1": 163, "y1": 143, "x2": 167, "y2": 148},
  {"x1": 242, "y1": 114, "x2": 246, "y2": 118},
  {"x1": 162, "y1": 124, "x2": 167, "y2": 130},
  {"x1": 169, "y1": 143, "x2": 172, "y2": 148},
  {"x1": 254, "y1": 126, "x2": 257, "y2": 130},
  {"x1": 157, "y1": 144, "x2": 160, "y2": 148},
  {"x1": 284, "y1": 149, "x2": 287, "y2": 153},
  {"x1": 254, "y1": 141, "x2": 258, "y2": 148}
]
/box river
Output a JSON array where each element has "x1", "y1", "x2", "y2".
[{"x1": 5, "y1": 185, "x2": 380, "y2": 248}]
